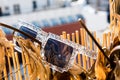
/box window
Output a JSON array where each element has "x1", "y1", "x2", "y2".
[
  {"x1": 4, "y1": 6, "x2": 10, "y2": 15},
  {"x1": 72, "y1": 0, "x2": 78, "y2": 2},
  {"x1": 33, "y1": 1, "x2": 37, "y2": 10},
  {"x1": 0, "y1": 7, "x2": 2, "y2": 16},
  {"x1": 13, "y1": 4, "x2": 21, "y2": 14}
]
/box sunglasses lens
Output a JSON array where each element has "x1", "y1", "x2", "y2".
[
  {"x1": 17, "y1": 26, "x2": 37, "y2": 39},
  {"x1": 44, "y1": 38, "x2": 73, "y2": 68}
]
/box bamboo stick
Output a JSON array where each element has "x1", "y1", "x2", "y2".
[
  {"x1": 67, "y1": 34, "x2": 70, "y2": 40},
  {"x1": 3, "y1": 59, "x2": 8, "y2": 80},
  {"x1": 76, "y1": 30, "x2": 82, "y2": 66},
  {"x1": 71, "y1": 32, "x2": 77, "y2": 63},
  {"x1": 107, "y1": 32, "x2": 111, "y2": 48},
  {"x1": 7, "y1": 56, "x2": 13, "y2": 80},
  {"x1": 90, "y1": 31, "x2": 97, "y2": 66},
  {"x1": 71, "y1": 33, "x2": 75, "y2": 42},
  {"x1": 24, "y1": 53, "x2": 32, "y2": 78},
  {"x1": 11, "y1": 52, "x2": 19, "y2": 80},
  {"x1": 89, "y1": 31, "x2": 94, "y2": 67},
  {"x1": 102, "y1": 33, "x2": 107, "y2": 48},
  {"x1": 60, "y1": 35, "x2": 63, "y2": 38},
  {"x1": 21, "y1": 52, "x2": 28, "y2": 80},
  {"x1": 62, "y1": 31, "x2": 67, "y2": 39},
  {"x1": 15, "y1": 53, "x2": 22, "y2": 80},
  {"x1": 82, "y1": 29, "x2": 87, "y2": 70}
]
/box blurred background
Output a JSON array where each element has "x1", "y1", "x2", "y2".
[{"x1": 0, "y1": 0, "x2": 110, "y2": 38}]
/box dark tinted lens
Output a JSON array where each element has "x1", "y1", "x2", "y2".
[
  {"x1": 44, "y1": 38, "x2": 73, "y2": 68},
  {"x1": 17, "y1": 26, "x2": 37, "y2": 39}
]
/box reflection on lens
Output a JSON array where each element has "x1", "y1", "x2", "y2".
[
  {"x1": 18, "y1": 26, "x2": 37, "y2": 39},
  {"x1": 44, "y1": 38, "x2": 73, "y2": 68}
]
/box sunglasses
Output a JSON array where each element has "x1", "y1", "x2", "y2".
[
  {"x1": 0, "y1": 21, "x2": 97, "y2": 73},
  {"x1": 13, "y1": 21, "x2": 97, "y2": 72}
]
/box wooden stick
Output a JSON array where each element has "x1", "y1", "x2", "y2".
[
  {"x1": 67, "y1": 34, "x2": 70, "y2": 40},
  {"x1": 15, "y1": 53, "x2": 22, "y2": 80},
  {"x1": 102, "y1": 33, "x2": 107, "y2": 48},
  {"x1": 90, "y1": 31, "x2": 97, "y2": 66},
  {"x1": 21, "y1": 51, "x2": 28, "y2": 80},
  {"x1": 60, "y1": 35, "x2": 63, "y2": 38},
  {"x1": 76, "y1": 30, "x2": 82, "y2": 66},
  {"x1": 24, "y1": 53, "x2": 32, "y2": 77},
  {"x1": 3, "y1": 59, "x2": 8, "y2": 80},
  {"x1": 7, "y1": 56, "x2": 13, "y2": 80},
  {"x1": 89, "y1": 31, "x2": 94, "y2": 67},
  {"x1": 71, "y1": 32, "x2": 77, "y2": 64},
  {"x1": 11, "y1": 52, "x2": 19, "y2": 80},
  {"x1": 82, "y1": 29, "x2": 87, "y2": 70},
  {"x1": 111, "y1": 32, "x2": 114, "y2": 41},
  {"x1": 71, "y1": 33, "x2": 75, "y2": 42},
  {"x1": 107, "y1": 32, "x2": 111, "y2": 48},
  {"x1": 62, "y1": 31, "x2": 67, "y2": 39}
]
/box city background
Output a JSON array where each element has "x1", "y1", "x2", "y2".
[{"x1": 0, "y1": 0, "x2": 110, "y2": 38}]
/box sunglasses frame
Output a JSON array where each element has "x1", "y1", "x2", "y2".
[{"x1": 1, "y1": 21, "x2": 97, "y2": 73}]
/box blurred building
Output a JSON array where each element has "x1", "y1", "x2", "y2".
[
  {"x1": 88, "y1": 0, "x2": 109, "y2": 11},
  {"x1": 0, "y1": 0, "x2": 68, "y2": 16}
]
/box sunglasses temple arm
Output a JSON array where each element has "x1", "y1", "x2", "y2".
[
  {"x1": 77, "y1": 44, "x2": 97, "y2": 59},
  {"x1": 0, "y1": 23, "x2": 42, "y2": 45},
  {"x1": 78, "y1": 19, "x2": 112, "y2": 65}
]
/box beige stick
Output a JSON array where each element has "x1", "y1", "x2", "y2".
[
  {"x1": 21, "y1": 52, "x2": 28, "y2": 80},
  {"x1": 11, "y1": 52, "x2": 19, "y2": 80},
  {"x1": 7, "y1": 56, "x2": 13, "y2": 80},
  {"x1": 24, "y1": 53, "x2": 32, "y2": 77},
  {"x1": 82, "y1": 29, "x2": 87, "y2": 70},
  {"x1": 107, "y1": 32, "x2": 111, "y2": 48},
  {"x1": 67, "y1": 34, "x2": 70, "y2": 40},
  {"x1": 75, "y1": 30, "x2": 81, "y2": 66},
  {"x1": 89, "y1": 31, "x2": 94, "y2": 67},
  {"x1": 3, "y1": 63, "x2": 8, "y2": 80},
  {"x1": 62, "y1": 31, "x2": 67, "y2": 39},
  {"x1": 102, "y1": 33, "x2": 107, "y2": 48},
  {"x1": 71, "y1": 33, "x2": 75, "y2": 42},
  {"x1": 15, "y1": 52, "x2": 23, "y2": 80}
]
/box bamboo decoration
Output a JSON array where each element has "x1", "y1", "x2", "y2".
[
  {"x1": 89, "y1": 32, "x2": 94, "y2": 67},
  {"x1": 107, "y1": 32, "x2": 111, "y2": 48},
  {"x1": 15, "y1": 52, "x2": 22, "y2": 80},
  {"x1": 67, "y1": 34, "x2": 70, "y2": 40},
  {"x1": 3, "y1": 62, "x2": 8, "y2": 80},
  {"x1": 7, "y1": 56, "x2": 13, "y2": 80},
  {"x1": 82, "y1": 29, "x2": 87, "y2": 70},
  {"x1": 102, "y1": 33, "x2": 107, "y2": 48},
  {"x1": 62, "y1": 31, "x2": 67, "y2": 39},
  {"x1": 91, "y1": 31, "x2": 97, "y2": 66},
  {"x1": 21, "y1": 51, "x2": 28, "y2": 80},
  {"x1": 71, "y1": 33, "x2": 75, "y2": 42},
  {"x1": 76, "y1": 30, "x2": 82, "y2": 66},
  {"x1": 11, "y1": 51, "x2": 19, "y2": 80},
  {"x1": 24, "y1": 52, "x2": 32, "y2": 77}
]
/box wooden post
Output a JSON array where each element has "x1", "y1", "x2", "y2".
[
  {"x1": 24, "y1": 52, "x2": 32, "y2": 78},
  {"x1": 3, "y1": 59, "x2": 8, "y2": 80},
  {"x1": 76, "y1": 30, "x2": 82, "y2": 66},
  {"x1": 82, "y1": 29, "x2": 87, "y2": 70},
  {"x1": 89, "y1": 31, "x2": 94, "y2": 67},
  {"x1": 107, "y1": 32, "x2": 111, "y2": 48},
  {"x1": 11, "y1": 52, "x2": 19, "y2": 80},
  {"x1": 7, "y1": 56, "x2": 13, "y2": 80},
  {"x1": 67, "y1": 34, "x2": 70, "y2": 40},
  {"x1": 62, "y1": 31, "x2": 67, "y2": 39},
  {"x1": 102, "y1": 33, "x2": 107, "y2": 48},
  {"x1": 15, "y1": 53, "x2": 22, "y2": 80},
  {"x1": 71, "y1": 33, "x2": 75, "y2": 42},
  {"x1": 21, "y1": 52, "x2": 28, "y2": 80}
]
